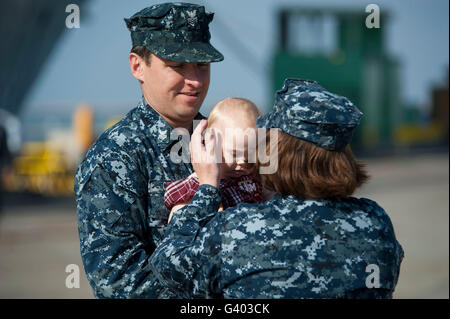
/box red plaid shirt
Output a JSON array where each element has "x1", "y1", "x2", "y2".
[{"x1": 164, "y1": 174, "x2": 265, "y2": 210}]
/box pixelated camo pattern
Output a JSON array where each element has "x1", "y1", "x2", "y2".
[
  {"x1": 74, "y1": 97, "x2": 204, "y2": 298},
  {"x1": 150, "y1": 184, "x2": 404, "y2": 298},
  {"x1": 257, "y1": 79, "x2": 363, "y2": 150},
  {"x1": 124, "y1": 2, "x2": 223, "y2": 63}
]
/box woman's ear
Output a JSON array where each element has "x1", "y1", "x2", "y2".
[{"x1": 129, "y1": 53, "x2": 145, "y2": 82}]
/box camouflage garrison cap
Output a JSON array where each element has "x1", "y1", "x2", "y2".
[
  {"x1": 124, "y1": 2, "x2": 224, "y2": 63},
  {"x1": 257, "y1": 78, "x2": 363, "y2": 150}
]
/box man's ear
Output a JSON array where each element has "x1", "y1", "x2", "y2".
[{"x1": 129, "y1": 53, "x2": 145, "y2": 82}]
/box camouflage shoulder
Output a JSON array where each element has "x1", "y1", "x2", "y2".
[
  {"x1": 357, "y1": 197, "x2": 404, "y2": 261},
  {"x1": 216, "y1": 200, "x2": 274, "y2": 231},
  {"x1": 353, "y1": 197, "x2": 392, "y2": 220},
  {"x1": 74, "y1": 108, "x2": 148, "y2": 196}
]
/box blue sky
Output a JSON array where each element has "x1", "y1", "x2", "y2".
[{"x1": 23, "y1": 0, "x2": 449, "y2": 118}]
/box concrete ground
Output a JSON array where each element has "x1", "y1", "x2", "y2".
[
  {"x1": 0, "y1": 196, "x2": 94, "y2": 298},
  {"x1": 0, "y1": 152, "x2": 448, "y2": 299},
  {"x1": 355, "y1": 152, "x2": 449, "y2": 299}
]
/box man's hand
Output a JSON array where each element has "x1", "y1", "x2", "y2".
[{"x1": 190, "y1": 119, "x2": 221, "y2": 188}]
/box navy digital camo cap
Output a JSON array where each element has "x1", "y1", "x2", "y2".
[
  {"x1": 257, "y1": 78, "x2": 363, "y2": 151},
  {"x1": 124, "y1": 2, "x2": 224, "y2": 63}
]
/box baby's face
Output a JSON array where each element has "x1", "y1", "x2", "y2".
[{"x1": 210, "y1": 117, "x2": 258, "y2": 179}]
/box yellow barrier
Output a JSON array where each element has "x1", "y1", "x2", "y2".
[
  {"x1": 393, "y1": 122, "x2": 445, "y2": 146},
  {"x1": 4, "y1": 142, "x2": 75, "y2": 196}
]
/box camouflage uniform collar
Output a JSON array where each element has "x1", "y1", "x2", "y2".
[
  {"x1": 137, "y1": 96, "x2": 174, "y2": 152},
  {"x1": 137, "y1": 96, "x2": 204, "y2": 152},
  {"x1": 272, "y1": 192, "x2": 323, "y2": 203}
]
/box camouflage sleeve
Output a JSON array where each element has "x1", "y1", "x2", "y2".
[
  {"x1": 150, "y1": 184, "x2": 223, "y2": 298},
  {"x1": 75, "y1": 151, "x2": 161, "y2": 298}
]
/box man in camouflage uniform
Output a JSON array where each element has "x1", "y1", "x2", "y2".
[
  {"x1": 149, "y1": 79, "x2": 404, "y2": 298},
  {"x1": 74, "y1": 3, "x2": 223, "y2": 298}
]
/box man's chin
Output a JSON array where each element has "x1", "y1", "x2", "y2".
[
  {"x1": 169, "y1": 108, "x2": 201, "y2": 128},
  {"x1": 179, "y1": 107, "x2": 201, "y2": 118},
  {"x1": 179, "y1": 102, "x2": 203, "y2": 114}
]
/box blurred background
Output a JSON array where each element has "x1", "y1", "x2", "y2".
[{"x1": 0, "y1": 0, "x2": 448, "y2": 298}]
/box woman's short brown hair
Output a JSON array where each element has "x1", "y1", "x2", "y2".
[{"x1": 259, "y1": 130, "x2": 369, "y2": 199}]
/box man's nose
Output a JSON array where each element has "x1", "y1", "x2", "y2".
[{"x1": 184, "y1": 64, "x2": 203, "y2": 86}]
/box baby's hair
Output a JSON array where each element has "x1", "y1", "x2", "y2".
[{"x1": 208, "y1": 98, "x2": 262, "y2": 128}]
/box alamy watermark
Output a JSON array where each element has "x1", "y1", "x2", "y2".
[
  {"x1": 65, "y1": 264, "x2": 80, "y2": 289},
  {"x1": 365, "y1": 4, "x2": 380, "y2": 29},
  {"x1": 365, "y1": 264, "x2": 380, "y2": 288},
  {"x1": 169, "y1": 123, "x2": 279, "y2": 174},
  {"x1": 65, "y1": 4, "x2": 80, "y2": 29}
]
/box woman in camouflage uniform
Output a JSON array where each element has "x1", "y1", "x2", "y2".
[{"x1": 150, "y1": 78, "x2": 404, "y2": 298}]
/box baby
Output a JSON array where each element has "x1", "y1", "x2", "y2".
[{"x1": 165, "y1": 98, "x2": 266, "y2": 220}]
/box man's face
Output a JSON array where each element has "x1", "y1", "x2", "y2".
[{"x1": 140, "y1": 54, "x2": 210, "y2": 128}]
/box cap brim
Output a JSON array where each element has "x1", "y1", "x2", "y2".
[{"x1": 147, "y1": 41, "x2": 224, "y2": 63}]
